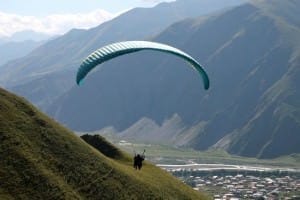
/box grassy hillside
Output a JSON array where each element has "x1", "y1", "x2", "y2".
[{"x1": 0, "y1": 88, "x2": 207, "y2": 200}]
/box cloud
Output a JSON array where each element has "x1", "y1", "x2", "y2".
[{"x1": 0, "y1": 9, "x2": 113, "y2": 37}]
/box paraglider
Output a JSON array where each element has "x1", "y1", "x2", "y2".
[
  {"x1": 133, "y1": 149, "x2": 145, "y2": 170},
  {"x1": 76, "y1": 41, "x2": 210, "y2": 90}
]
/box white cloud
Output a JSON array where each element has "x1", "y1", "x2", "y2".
[{"x1": 0, "y1": 9, "x2": 114, "y2": 37}]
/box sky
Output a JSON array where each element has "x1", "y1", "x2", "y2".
[{"x1": 0, "y1": 0, "x2": 174, "y2": 38}]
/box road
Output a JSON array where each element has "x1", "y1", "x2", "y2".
[{"x1": 157, "y1": 163, "x2": 300, "y2": 172}]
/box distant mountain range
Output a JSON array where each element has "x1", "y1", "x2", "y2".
[
  {"x1": 0, "y1": 30, "x2": 54, "y2": 67},
  {"x1": 0, "y1": 0, "x2": 245, "y2": 108},
  {"x1": 49, "y1": 0, "x2": 300, "y2": 159},
  {"x1": 0, "y1": 30, "x2": 54, "y2": 43},
  {"x1": 0, "y1": 40, "x2": 44, "y2": 66},
  {"x1": 1, "y1": 0, "x2": 299, "y2": 159}
]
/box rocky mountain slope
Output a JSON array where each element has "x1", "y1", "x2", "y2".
[
  {"x1": 0, "y1": 0, "x2": 244, "y2": 109},
  {"x1": 50, "y1": 0, "x2": 300, "y2": 158}
]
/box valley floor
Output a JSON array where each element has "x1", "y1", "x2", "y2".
[
  {"x1": 71, "y1": 132, "x2": 300, "y2": 199},
  {"x1": 105, "y1": 138, "x2": 300, "y2": 168}
]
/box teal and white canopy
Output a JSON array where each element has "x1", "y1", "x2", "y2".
[{"x1": 76, "y1": 41, "x2": 209, "y2": 90}]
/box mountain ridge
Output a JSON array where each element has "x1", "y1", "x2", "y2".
[
  {"x1": 0, "y1": 40, "x2": 44, "y2": 66},
  {"x1": 0, "y1": 0, "x2": 245, "y2": 109},
  {"x1": 1, "y1": 0, "x2": 299, "y2": 159},
  {"x1": 50, "y1": 1, "x2": 300, "y2": 158}
]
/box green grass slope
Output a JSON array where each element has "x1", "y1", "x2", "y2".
[
  {"x1": 0, "y1": 87, "x2": 207, "y2": 200},
  {"x1": 80, "y1": 134, "x2": 127, "y2": 160}
]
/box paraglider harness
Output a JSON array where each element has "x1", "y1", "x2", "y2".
[{"x1": 133, "y1": 149, "x2": 145, "y2": 170}]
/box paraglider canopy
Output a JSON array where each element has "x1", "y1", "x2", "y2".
[{"x1": 76, "y1": 41, "x2": 209, "y2": 90}]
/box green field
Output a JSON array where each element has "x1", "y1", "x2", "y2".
[{"x1": 98, "y1": 135, "x2": 300, "y2": 168}]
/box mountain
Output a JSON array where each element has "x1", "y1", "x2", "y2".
[
  {"x1": 118, "y1": 114, "x2": 187, "y2": 145},
  {"x1": 0, "y1": 87, "x2": 207, "y2": 199},
  {"x1": 0, "y1": 30, "x2": 53, "y2": 44},
  {"x1": 196, "y1": 0, "x2": 300, "y2": 158},
  {"x1": 0, "y1": 31, "x2": 54, "y2": 66},
  {"x1": 0, "y1": 0, "x2": 246, "y2": 109},
  {"x1": 50, "y1": 0, "x2": 300, "y2": 158},
  {"x1": 117, "y1": 115, "x2": 207, "y2": 147},
  {"x1": 0, "y1": 40, "x2": 43, "y2": 66},
  {"x1": 8, "y1": 30, "x2": 53, "y2": 42}
]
